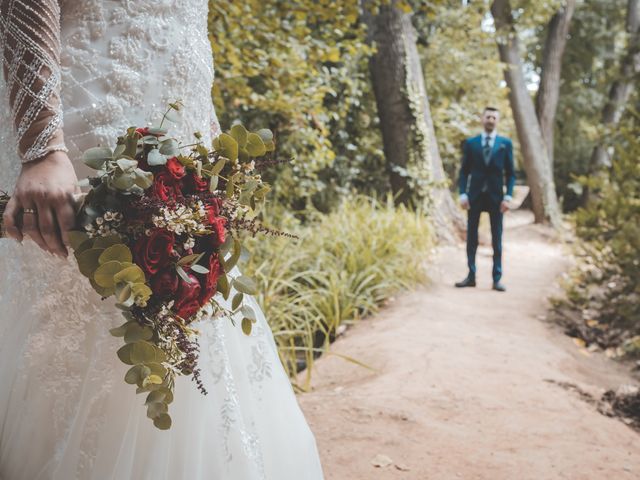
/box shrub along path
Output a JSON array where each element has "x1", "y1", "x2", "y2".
[{"x1": 298, "y1": 210, "x2": 640, "y2": 479}]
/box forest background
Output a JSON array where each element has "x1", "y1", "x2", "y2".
[{"x1": 208, "y1": 0, "x2": 639, "y2": 385}]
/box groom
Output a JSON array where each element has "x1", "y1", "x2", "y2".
[{"x1": 455, "y1": 106, "x2": 515, "y2": 292}]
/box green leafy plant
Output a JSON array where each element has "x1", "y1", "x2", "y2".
[{"x1": 243, "y1": 194, "x2": 433, "y2": 389}]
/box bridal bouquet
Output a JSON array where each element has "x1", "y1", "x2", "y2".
[{"x1": 1, "y1": 102, "x2": 280, "y2": 430}]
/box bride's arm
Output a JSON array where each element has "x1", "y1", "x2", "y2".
[{"x1": 0, "y1": 0, "x2": 78, "y2": 257}]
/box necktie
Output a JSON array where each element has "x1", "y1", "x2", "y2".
[{"x1": 483, "y1": 136, "x2": 491, "y2": 165}]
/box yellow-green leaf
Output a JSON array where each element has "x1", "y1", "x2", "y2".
[{"x1": 94, "y1": 261, "x2": 124, "y2": 288}]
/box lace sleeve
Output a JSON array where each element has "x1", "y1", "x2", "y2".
[{"x1": 0, "y1": 0, "x2": 68, "y2": 163}]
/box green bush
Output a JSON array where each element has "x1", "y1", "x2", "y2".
[
  {"x1": 557, "y1": 119, "x2": 640, "y2": 355},
  {"x1": 243, "y1": 195, "x2": 433, "y2": 388}
]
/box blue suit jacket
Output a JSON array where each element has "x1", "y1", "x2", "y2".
[{"x1": 458, "y1": 134, "x2": 516, "y2": 206}]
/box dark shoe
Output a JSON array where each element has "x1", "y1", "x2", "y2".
[
  {"x1": 455, "y1": 276, "x2": 476, "y2": 288},
  {"x1": 492, "y1": 281, "x2": 506, "y2": 292}
]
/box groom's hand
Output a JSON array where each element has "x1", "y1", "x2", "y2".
[
  {"x1": 500, "y1": 200, "x2": 510, "y2": 213},
  {"x1": 459, "y1": 194, "x2": 470, "y2": 210}
]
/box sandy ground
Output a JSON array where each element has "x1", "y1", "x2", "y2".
[{"x1": 298, "y1": 210, "x2": 640, "y2": 480}]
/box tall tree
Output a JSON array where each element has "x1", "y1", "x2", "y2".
[
  {"x1": 535, "y1": 0, "x2": 577, "y2": 166},
  {"x1": 491, "y1": 0, "x2": 563, "y2": 227},
  {"x1": 588, "y1": 0, "x2": 640, "y2": 180},
  {"x1": 362, "y1": 0, "x2": 464, "y2": 238}
]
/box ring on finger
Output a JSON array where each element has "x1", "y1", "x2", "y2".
[{"x1": 23, "y1": 208, "x2": 38, "y2": 215}]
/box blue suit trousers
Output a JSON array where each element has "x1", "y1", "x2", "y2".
[{"x1": 466, "y1": 192, "x2": 503, "y2": 282}]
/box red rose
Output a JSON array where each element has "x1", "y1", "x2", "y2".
[
  {"x1": 133, "y1": 229, "x2": 175, "y2": 276},
  {"x1": 174, "y1": 272, "x2": 202, "y2": 320},
  {"x1": 210, "y1": 216, "x2": 226, "y2": 247},
  {"x1": 166, "y1": 156, "x2": 186, "y2": 180},
  {"x1": 205, "y1": 204, "x2": 217, "y2": 224},
  {"x1": 183, "y1": 173, "x2": 208, "y2": 194},
  {"x1": 199, "y1": 253, "x2": 224, "y2": 305},
  {"x1": 152, "y1": 170, "x2": 182, "y2": 201},
  {"x1": 150, "y1": 267, "x2": 179, "y2": 298}
]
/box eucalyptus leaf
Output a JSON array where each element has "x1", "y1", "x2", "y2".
[
  {"x1": 246, "y1": 133, "x2": 267, "y2": 157},
  {"x1": 146, "y1": 401, "x2": 168, "y2": 419},
  {"x1": 113, "y1": 144, "x2": 126, "y2": 157},
  {"x1": 241, "y1": 317, "x2": 253, "y2": 335},
  {"x1": 230, "y1": 124, "x2": 248, "y2": 148},
  {"x1": 176, "y1": 265, "x2": 194, "y2": 284},
  {"x1": 124, "y1": 323, "x2": 154, "y2": 344},
  {"x1": 114, "y1": 265, "x2": 146, "y2": 285},
  {"x1": 90, "y1": 278, "x2": 115, "y2": 298},
  {"x1": 217, "y1": 273, "x2": 231, "y2": 300},
  {"x1": 130, "y1": 341, "x2": 157, "y2": 365},
  {"x1": 99, "y1": 244, "x2": 132, "y2": 265},
  {"x1": 256, "y1": 128, "x2": 273, "y2": 143},
  {"x1": 211, "y1": 157, "x2": 227, "y2": 175},
  {"x1": 233, "y1": 275, "x2": 258, "y2": 295},
  {"x1": 77, "y1": 248, "x2": 104, "y2": 277},
  {"x1": 134, "y1": 169, "x2": 154, "y2": 190},
  {"x1": 213, "y1": 133, "x2": 238, "y2": 162},
  {"x1": 109, "y1": 322, "x2": 131, "y2": 337},
  {"x1": 190, "y1": 264, "x2": 210, "y2": 275},
  {"x1": 222, "y1": 238, "x2": 241, "y2": 271},
  {"x1": 116, "y1": 158, "x2": 138, "y2": 172},
  {"x1": 177, "y1": 252, "x2": 205, "y2": 266},
  {"x1": 93, "y1": 235, "x2": 122, "y2": 249},
  {"x1": 94, "y1": 260, "x2": 124, "y2": 288},
  {"x1": 232, "y1": 292, "x2": 244, "y2": 310},
  {"x1": 146, "y1": 390, "x2": 166, "y2": 405},
  {"x1": 153, "y1": 413, "x2": 172, "y2": 430},
  {"x1": 159, "y1": 138, "x2": 179, "y2": 156},
  {"x1": 241, "y1": 304, "x2": 257, "y2": 321},
  {"x1": 112, "y1": 172, "x2": 135, "y2": 190},
  {"x1": 209, "y1": 175, "x2": 219, "y2": 192},
  {"x1": 147, "y1": 148, "x2": 167, "y2": 166},
  {"x1": 82, "y1": 146, "x2": 113, "y2": 169},
  {"x1": 117, "y1": 343, "x2": 135, "y2": 365},
  {"x1": 68, "y1": 231, "x2": 90, "y2": 251}
]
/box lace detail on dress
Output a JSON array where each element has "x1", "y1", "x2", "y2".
[
  {"x1": 203, "y1": 319, "x2": 267, "y2": 479},
  {"x1": 58, "y1": 0, "x2": 218, "y2": 164},
  {"x1": 0, "y1": 0, "x2": 68, "y2": 162}
]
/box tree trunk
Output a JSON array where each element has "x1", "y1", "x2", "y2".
[
  {"x1": 588, "y1": 0, "x2": 639, "y2": 174},
  {"x1": 535, "y1": 0, "x2": 576, "y2": 166},
  {"x1": 362, "y1": 1, "x2": 464, "y2": 239},
  {"x1": 491, "y1": 0, "x2": 562, "y2": 227}
]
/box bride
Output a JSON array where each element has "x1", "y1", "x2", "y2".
[{"x1": 0, "y1": 1, "x2": 324, "y2": 479}]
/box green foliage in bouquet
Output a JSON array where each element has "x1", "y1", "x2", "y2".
[
  {"x1": 62, "y1": 102, "x2": 279, "y2": 429},
  {"x1": 554, "y1": 118, "x2": 640, "y2": 356}
]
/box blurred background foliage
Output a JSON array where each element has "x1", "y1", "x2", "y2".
[
  {"x1": 209, "y1": 0, "x2": 639, "y2": 376},
  {"x1": 554, "y1": 113, "x2": 640, "y2": 357}
]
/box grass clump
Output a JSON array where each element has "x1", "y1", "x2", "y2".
[{"x1": 243, "y1": 195, "x2": 433, "y2": 389}]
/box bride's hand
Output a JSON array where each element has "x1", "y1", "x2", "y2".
[{"x1": 3, "y1": 151, "x2": 80, "y2": 257}]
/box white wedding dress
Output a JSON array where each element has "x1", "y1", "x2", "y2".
[{"x1": 0, "y1": 1, "x2": 324, "y2": 479}]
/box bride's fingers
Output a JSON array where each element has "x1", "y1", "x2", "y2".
[
  {"x1": 2, "y1": 196, "x2": 23, "y2": 241},
  {"x1": 21, "y1": 204, "x2": 49, "y2": 253},
  {"x1": 54, "y1": 198, "x2": 75, "y2": 248},
  {"x1": 37, "y1": 202, "x2": 67, "y2": 257}
]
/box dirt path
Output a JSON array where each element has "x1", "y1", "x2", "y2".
[{"x1": 298, "y1": 210, "x2": 640, "y2": 480}]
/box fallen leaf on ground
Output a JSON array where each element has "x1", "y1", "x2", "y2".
[{"x1": 371, "y1": 454, "x2": 393, "y2": 468}]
